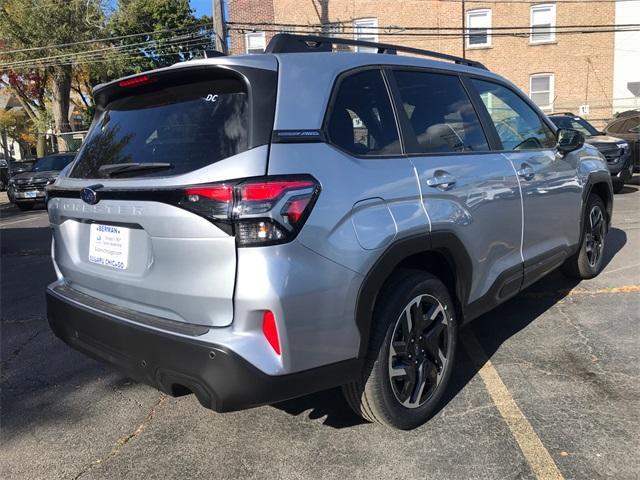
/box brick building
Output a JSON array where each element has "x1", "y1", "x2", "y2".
[{"x1": 226, "y1": 0, "x2": 640, "y2": 126}]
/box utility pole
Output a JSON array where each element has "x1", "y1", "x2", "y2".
[
  {"x1": 462, "y1": 0, "x2": 466, "y2": 59},
  {"x1": 212, "y1": 0, "x2": 228, "y2": 54}
]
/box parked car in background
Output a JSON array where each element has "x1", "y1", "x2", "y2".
[
  {"x1": 0, "y1": 158, "x2": 8, "y2": 191},
  {"x1": 605, "y1": 110, "x2": 640, "y2": 173},
  {"x1": 46, "y1": 34, "x2": 612, "y2": 430},
  {"x1": 549, "y1": 113, "x2": 633, "y2": 193},
  {"x1": 7, "y1": 153, "x2": 75, "y2": 210},
  {"x1": 8, "y1": 159, "x2": 36, "y2": 177}
]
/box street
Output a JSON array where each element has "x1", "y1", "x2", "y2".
[{"x1": 1, "y1": 183, "x2": 639, "y2": 480}]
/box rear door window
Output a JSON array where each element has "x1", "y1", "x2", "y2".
[
  {"x1": 326, "y1": 69, "x2": 401, "y2": 156},
  {"x1": 70, "y1": 78, "x2": 250, "y2": 178},
  {"x1": 392, "y1": 70, "x2": 489, "y2": 154}
]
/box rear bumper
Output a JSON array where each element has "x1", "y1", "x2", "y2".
[{"x1": 47, "y1": 284, "x2": 361, "y2": 412}]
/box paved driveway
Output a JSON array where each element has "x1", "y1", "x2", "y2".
[{"x1": 1, "y1": 182, "x2": 639, "y2": 479}]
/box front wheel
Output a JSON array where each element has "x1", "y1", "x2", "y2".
[
  {"x1": 343, "y1": 271, "x2": 457, "y2": 429},
  {"x1": 562, "y1": 194, "x2": 607, "y2": 279},
  {"x1": 612, "y1": 179, "x2": 624, "y2": 194}
]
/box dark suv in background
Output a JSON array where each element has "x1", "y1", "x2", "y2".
[
  {"x1": 605, "y1": 110, "x2": 640, "y2": 173},
  {"x1": 7, "y1": 153, "x2": 75, "y2": 210},
  {"x1": 549, "y1": 113, "x2": 633, "y2": 193}
]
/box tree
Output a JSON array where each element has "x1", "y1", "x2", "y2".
[
  {"x1": 0, "y1": 108, "x2": 35, "y2": 159},
  {"x1": 1, "y1": 71, "x2": 49, "y2": 156},
  {"x1": 108, "y1": 0, "x2": 213, "y2": 72},
  {"x1": 0, "y1": 0, "x2": 104, "y2": 149}
]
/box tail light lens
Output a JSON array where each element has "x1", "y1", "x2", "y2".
[{"x1": 179, "y1": 175, "x2": 320, "y2": 246}]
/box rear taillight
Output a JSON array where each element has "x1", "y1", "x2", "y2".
[{"x1": 179, "y1": 176, "x2": 320, "y2": 246}]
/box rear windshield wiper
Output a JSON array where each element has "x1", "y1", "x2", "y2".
[{"x1": 98, "y1": 162, "x2": 174, "y2": 177}]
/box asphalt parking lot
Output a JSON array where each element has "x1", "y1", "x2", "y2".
[{"x1": 1, "y1": 181, "x2": 639, "y2": 480}]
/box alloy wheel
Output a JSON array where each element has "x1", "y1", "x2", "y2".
[
  {"x1": 585, "y1": 205, "x2": 606, "y2": 268},
  {"x1": 388, "y1": 294, "x2": 451, "y2": 409}
]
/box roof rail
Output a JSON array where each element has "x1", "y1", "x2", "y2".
[
  {"x1": 264, "y1": 34, "x2": 487, "y2": 70},
  {"x1": 549, "y1": 112, "x2": 576, "y2": 116}
]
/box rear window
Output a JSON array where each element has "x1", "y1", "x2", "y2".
[{"x1": 70, "y1": 78, "x2": 249, "y2": 178}]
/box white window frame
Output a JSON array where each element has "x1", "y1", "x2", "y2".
[
  {"x1": 245, "y1": 31, "x2": 266, "y2": 54},
  {"x1": 466, "y1": 9, "x2": 492, "y2": 48},
  {"x1": 530, "y1": 4, "x2": 556, "y2": 44},
  {"x1": 529, "y1": 73, "x2": 555, "y2": 112},
  {"x1": 353, "y1": 18, "x2": 378, "y2": 52}
]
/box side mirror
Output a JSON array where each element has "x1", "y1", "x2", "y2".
[{"x1": 556, "y1": 128, "x2": 585, "y2": 155}]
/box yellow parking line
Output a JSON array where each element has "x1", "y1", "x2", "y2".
[{"x1": 462, "y1": 332, "x2": 564, "y2": 480}]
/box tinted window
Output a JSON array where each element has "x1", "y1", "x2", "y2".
[
  {"x1": 393, "y1": 71, "x2": 489, "y2": 154},
  {"x1": 70, "y1": 79, "x2": 249, "y2": 178},
  {"x1": 472, "y1": 79, "x2": 556, "y2": 150},
  {"x1": 32, "y1": 154, "x2": 75, "y2": 172},
  {"x1": 327, "y1": 70, "x2": 401, "y2": 156},
  {"x1": 608, "y1": 116, "x2": 640, "y2": 134},
  {"x1": 606, "y1": 119, "x2": 625, "y2": 134},
  {"x1": 549, "y1": 116, "x2": 598, "y2": 137}
]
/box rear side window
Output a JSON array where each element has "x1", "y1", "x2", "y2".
[
  {"x1": 326, "y1": 69, "x2": 401, "y2": 156},
  {"x1": 393, "y1": 70, "x2": 489, "y2": 154},
  {"x1": 70, "y1": 78, "x2": 249, "y2": 178},
  {"x1": 472, "y1": 79, "x2": 556, "y2": 151}
]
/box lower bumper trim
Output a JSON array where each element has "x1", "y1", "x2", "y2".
[{"x1": 47, "y1": 287, "x2": 362, "y2": 412}]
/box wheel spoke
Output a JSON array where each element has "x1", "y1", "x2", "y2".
[{"x1": 404, "y1": 362, "x2": 427, "y2": 408}]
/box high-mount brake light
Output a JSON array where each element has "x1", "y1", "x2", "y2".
[
  {"x1": 119, "y1": 75, "x2": 156, "y2": 88},
  {"x1": 178, "y1": 176, "x2": 320, "y2": 246}
]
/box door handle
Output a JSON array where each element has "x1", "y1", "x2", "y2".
[
  {"x1": 516, "y1": 165, "x2": 535, "y2": 181},
  {"x1": 426, "y1": 172, "x2": 457, "y2": 190}
]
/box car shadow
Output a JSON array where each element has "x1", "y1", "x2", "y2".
[{"x1": 272, "y1": 228, "x2": 627, "y2": 429}]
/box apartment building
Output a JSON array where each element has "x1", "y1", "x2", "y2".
[{"x1": 226, "y1": 0, "x2": 640, "y2": 127}]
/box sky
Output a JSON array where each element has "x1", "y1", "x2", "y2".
[{"x1": 190, "y1": 0, "x2": 212, "y2": 17}]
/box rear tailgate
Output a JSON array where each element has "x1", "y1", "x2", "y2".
[{"x1": 48, "y1": 59, "x2": 277, "y2": 327}]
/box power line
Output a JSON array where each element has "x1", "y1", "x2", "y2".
[
  {"x1": 227, "y1": 20, "x2": 640, "y2": 32},
  {"x1": 0, "y1": 22, "x2": 211, "y2": 55},
  {"x1": 226, "y1": 26, "x2": 640, "y2": 37},
  {"x1": 437, "y1": 0, "x2": 638, "y2": 3},
  {"x1": 0, "y1": 36, "x2": 213, "y2": 70},
  {"x1": 1, "y1": 32, "x2": 212, "y2": 69}
]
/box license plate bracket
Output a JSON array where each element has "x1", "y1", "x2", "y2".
[{"x1": 88, "y1": 224, "x2": 130, "y2": 270}]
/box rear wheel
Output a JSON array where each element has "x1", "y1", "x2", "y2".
[
  {"x1": 562, "y1": 194, "x2": 607, "y2": 279},
  {"x1": 343, "y1": 271, "x2": 457, "y2": 429}
]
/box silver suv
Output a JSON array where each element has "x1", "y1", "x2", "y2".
[{"x1": 46, "y1": 35, "x2": 613, "y2": 430}]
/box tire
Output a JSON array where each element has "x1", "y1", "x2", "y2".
[
  {"x1": 561, "y1": 194, "x2": 607, "y2": 279},
  {"x1": 343, "y1": 270, "x2": 458, "y2": 429},
  {"x1": 612, "y1": 179, "x2": 624, "y2": 194},
  {"x1": 16, "y1": 203, "x2": 34, "y2": 211}
]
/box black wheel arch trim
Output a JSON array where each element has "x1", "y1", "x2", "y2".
[
  {"x1": 582, "y1": 171, "x2": 613, "y2": 232},
  {"x1": 354, "y1": 231, "x2": 474, "y2": 359}
]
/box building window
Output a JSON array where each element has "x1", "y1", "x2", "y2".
[
  {"x1": 530, "y1": 4, "x2": 556, "y2": 43},
  {"x1": 245, "y1": 32, "x2": 266, "y2": 54},
  {"x1": 280, "y1": 25, "x2": 295, "y2": 34},
  {"x1": 530, "y1": 73, "x2": 555, "y2": 111},
  {"x1": 466, "y1": 9, "x2": 491, "y2": 48},
  {"x1": 353, "y1": 18, "x2": 378, "y2": 52}
]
